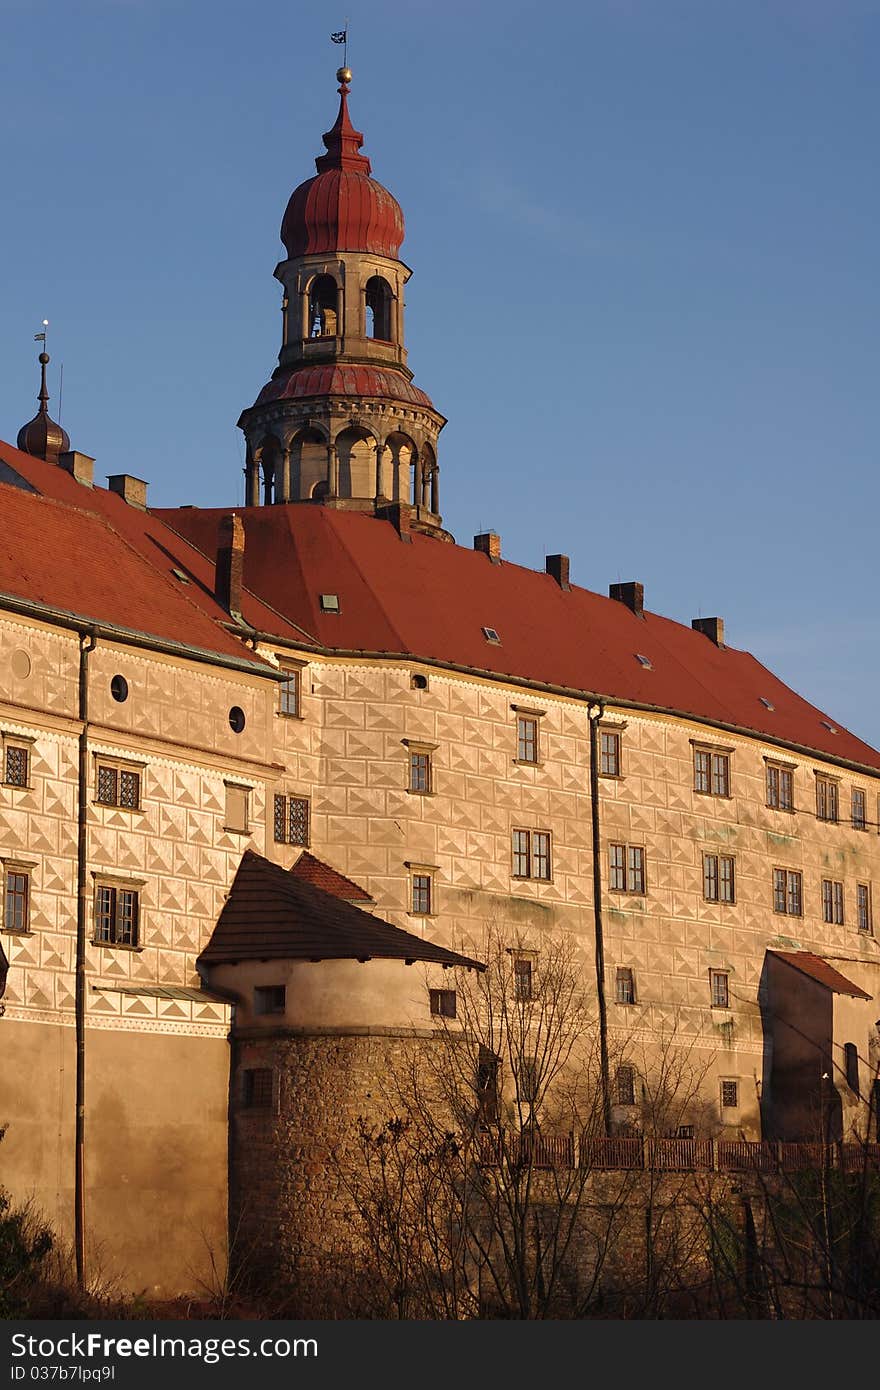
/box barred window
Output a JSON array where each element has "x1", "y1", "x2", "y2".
[
  {"x1": 273, "y1": 794, "x2": 310, "y2": 846},
  {"x1": 615, "y1": 967, "x2": 636, "y2": 1004},
  {"x1": 600, "y1": 730, "x2": 621, "y2": 777},
  {"x1": 4, "y1": 745, "x2": 29, "y2": 787},
  {"x1": 703, "y1": 854, "x2": 735, "y2": 904},
  {"x1": 766, "y1": 763, "x2": 794, "y2": 811},
  {"x1": 816, "y1": 776, "x2": 839, "y2": 823},
  {"x1": 822, "y1": 879, "x2": 845, "y2": 925},
  {"x1": 278, "y1": 667, "x2": 301, "y2": 718},
  {"x1": 242, "y1": 1068, "x2": 273, "y2": 1109},
  {"x1": 409, "y1": 750, "x2": 432, "y2": 793},
  {"x1": 412, "y1": 873, "x2": 432, "y2": 915},
  {"x1": 4, "y1": 870, "x2": 30, "y2": 933},
  {"x1": 516, "y1": 716, "x2": 539, "y2": 764},
  {"x1": 852, "y1": 788, "x2": 867, "y2": 830},
  {"x1": 94, "y1": 885, "x2": 139, "y2": 946},
  {"x1": 694, "y1": 748, "x2": 730, "y2": 797},
  {"x1": 773, "y1": 868, "x2": 802, "y2": 916},
  {"x1": 96, "y1": 764, "x2": 140, "y2": 810},
  {"x1": 430, "y1": 988, "x2": 456, "y2": 1019},
  {"x1": 512, "y1": 829, "x2": 552, "y2": 881},
  {"x1": 857, "y1": 884, "x2": 872, "y2": 933},
  {"x1": 720, "y1": 1080, "x2": 739, "y2": 1109},
  {"x1": 710, "y1": 970, "x2": 730, "y2": 1008},
  {"x1": 513, "y1": 956, "x2": 533, "y2": 1002},
  {"x1": 616, "y1": 1065, "x2": 636, "y2": 1106}
]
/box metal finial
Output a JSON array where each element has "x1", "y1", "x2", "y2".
[{"x1": 337, "y1": 66, "x2": 352, "y2": 85}]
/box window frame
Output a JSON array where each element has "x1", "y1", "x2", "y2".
[
  {"x1": 511, "y1": 828, "x2": 552, "y2": 882},
  {"x1": 223, "y1": 780, "x2": 251, "y2": 835},
  {"x1": 94, "y1": 756, "x2": 144, "y2": 811},
  {"x1": 273, "y1": 792, "x2": 310, "y2": 846},
  {"x1": 410, "y1": 868, "x2": 435, "y2": 916},
  {"x1": 2, "y1": 740, "x2": 32, "y2": 789},
  {"x1": 2, "y1": 859, "x2": 35, "y2": 935},
  {"x1": 720, "y1": 1079, "x2": 739, "y2": 1110},
  {"x1": 844, "y1": 1043, "x2": 859, "y2": 1096},
  {"x1": 703, "y1": 852, "x2": 736, "y2": 904},
  {"x1": 815, "y1": 773, "x2": 840, "y2": 824},
  {"x1": 241, "y1": 1067, "x2": 275, "y2": 1111},
  {"x1": 856, "y1": 882, "x2": 872, "y2": 934},
  {"x1": 615, "y1": 966, "x2": 636, "y2": 1005},
  {"x1": 851, "y1": 787, "x2": 867, "y2": 831},
  {"x1": 513, "y1": 955, "x2": 534, "y2": 1002},
  {"x1": 277, "y1": 663, "x2": 303, "y2": 719},
  {"x1": 429, "y1": 988, "x2": 457, "y2": 1019},
  {"x1": 608, "y1": 842, "x2": 646, "y2": 895},
  {"x1": 515, "y1": 715, "x2": 540, "y2": 765},
  {"x1": 253, "y1": 984, "x2": 286, "y2": 1016},
  {"x1": 773, "y1": 867, "x2": 803, "y2": 917},
  {"x1": 615, "y1": 1064, "x2": 636, "y2": 1106},
  {"x1": 765, "y1": 759, "x2": 795, "y2": 812},
  {"x1": 91, "y1": 876, "x2": 144, "y2": 949},
  {"x1": 599, "y1": 727, "x2": 622, "y2": 779},
  {"x1": 821, "y1": 878, "x2": 845, "y2": 926},
  {"x1": 709, "y1": 969, "x2": 730, "y2": 1009},
  {"x1": 692, "y1": 742, "x2": 732, "y2": 798}
]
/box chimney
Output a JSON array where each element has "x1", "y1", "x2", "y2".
[
  {"x1": 474, "y1": 532, "x2": 501, "y2": 563},
  {"x1": 376, "y1": 501, "x2": 413, "y2": 541},
  {"x1": 216, "y1": 513, "x2": 245, "y2": 615},
  {"x1": 107, "y1": 474, "x2": 148, "y2": 509},
  {"x1": 609, "y1": 581, "x2": 644, "y2": 617},
  {"x1": 545, "y1": 554, "x2": 570, "y2": 591},
  {"x1": 58, "y1": 451, "x2": 94, "y2": 488},
  {"x1": 692, "y1": 616, "x2": 725, "y2": 647}
]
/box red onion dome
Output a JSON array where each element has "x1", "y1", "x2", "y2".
[{"x1": 281, "y1": 76, "x2": 404, "y2": 260}]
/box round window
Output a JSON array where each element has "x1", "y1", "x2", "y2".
[
  {"x1": 229, "y1": 706, "x2": 246, "y2": 734},
  {"x1": 110, "y1": 675, "x2": 129, "y2": 703}
]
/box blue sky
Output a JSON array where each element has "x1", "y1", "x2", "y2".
[{"x1": 2, "y1": 1, "x2": 879, "y2": 745}]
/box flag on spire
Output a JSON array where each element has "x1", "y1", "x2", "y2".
[{"x1": 330, "y1": 30, "x2": 346, "y2": 43}]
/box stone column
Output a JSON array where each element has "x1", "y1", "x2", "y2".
[
  {"x1": 374, "y1": 442, "x2": 387, "y2": 501},
  {"x1": 301, "y1": 288, "x2": 310, "y2": 339},
  {"x1": 430, "y1": 464, "x2": 439, "y2": 514},
  {"x1": 336, "y1": 283, "x2": 345, "y2": 340},
  {"x1": 279, "y1": 446, "x2": 291, "y2": 503},
  {"x1": 327, "y1": 443, "x2": 339, "y2": 498},
  {"x1": 245, "y1": 449, "x2": 260, "y2": 507},
  {"x1": 413, "y1": 454, "x2": 423, "y2": 509}
]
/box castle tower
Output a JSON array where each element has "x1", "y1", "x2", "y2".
[{"x1": 238, "y1": 68, "x2": 447, "y2": 535}]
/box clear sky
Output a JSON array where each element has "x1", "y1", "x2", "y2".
[{"x1": 2, "y1": 1, "x2": 878, "y2": 746}]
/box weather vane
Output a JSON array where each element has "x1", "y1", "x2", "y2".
[
  {"x1": 34, "y1": 318, "x2": 49, "y2": 350},
  {"x1": 330, "y1": 21, "x2": 349, "y2": 70}
]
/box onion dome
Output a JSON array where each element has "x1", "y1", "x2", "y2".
[
  {"x1": 17, "y1": 352, "x2": 70, "y2": 463},
  {"x1": 281, "y1": 70, "x2": 405, "y2": 260}
]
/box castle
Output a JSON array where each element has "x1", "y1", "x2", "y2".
[{"x1": 1, "y1": 67, "x2": 878, "y2": 1299}]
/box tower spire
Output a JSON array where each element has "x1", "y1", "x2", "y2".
[
  {"x1": 315, "y1": 68, "x2": 371, "y2": 174},
  {"x1": 17, "y1": 335, "x2": 70, "y2": 464}
]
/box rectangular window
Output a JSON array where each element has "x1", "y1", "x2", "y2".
[
  {"x1": 273, "y1": 794, "x2": 310, "y2": 846},
  {"x1": 816, "y1": 776, "x2": 839, "y2": 823},
  {"x1": 615, "y1": 967, "x2": 636, "y2": 1004},
  {"x1": 710, "y1": 970, "x2": 730, "y2": 1008},
  {"x1": 477, "y1": 1047, "x2": 500, "y2": 1124},
  {"x1": 224, "y1": 783, "x2": 250, "y2": 833},
  {"x1": 857, "y1": 883, "x2": 872, "y2": 934},
  {"x1": 767, "y1": 763, "x2": 794, "y2": 811},
  {"x1": 512, "y1": 829, "x2": 552, "y2": 881},
  {"x1": 409, "y1": 750, "x2": 432, "y2": 793},
  {"x1": 720, "y1": 1080, "x2": 739, "y2": 1109},
  {"x1": 703, "y1": 853, "x2": 735, "y2": 903},
  {"x1": 429, "y1": 988, "x2": 457, "y2": 1019},
  {"x1": 94, "y1": 885, "x2": 139, "y2": 947},
  {"x1": 253, "y1": 984, "x2": 286, "y2": 1015},
  {"x1": 822, "y1": 879, "x2": 845, "y2": 925},
  {"x1": 4, "y1": 745, "x2": 29, "y2": 788},
  {"x1": 852, "y1": 788, "x2": 867, "y2": 830},
  {"x1": 411, "y1": 873, "x2": 432, "y2": 915},
  {"x1": 773, "y1": 868, "x2": 802, "y2": 916},
  {"x1": 96, "y1": 764, "x2": 140, "y2": 810},
  {"x1": 600, "y1": 730, "x2": 621, "y2": 777},
  {"x1": 616, "y1": 1065, "x2": 636, "y2": 1106},
  {"x1": 513, "y1": 956, "x2": 533, "y2": 1002},
  {"x1": 609, "y1": 844, "x2": 645, "y2": 894},
  {"x1": 3, "y1": 870, "x2": 30, "y2": 933},
  {"x1": 694, "y1": 748, "x2": 729, "y2": 797},
  {"x1": 516, "y1": 716, "x2": 539, "y2": 764},
  {"x1": 278, "y1": 667, "x2": 301, "y2": 718},
  {"x1": 242, "y1": 1068, "x2": 273, "y2": 1110},
  {"x1": 518, "y1": 1057, "x2": 538, "y2": 1104}
]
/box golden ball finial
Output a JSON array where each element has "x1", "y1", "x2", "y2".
[{"x1": 337, "y1": 66, "x2": 352, "y2": 84}]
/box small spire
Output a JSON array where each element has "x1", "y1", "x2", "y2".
[
  {"x1": 17, "y1": 343, "x2": 70, "y2": 463},
  {"x1": 315, "y1": 67, "x2": 372, "y2": 175}
]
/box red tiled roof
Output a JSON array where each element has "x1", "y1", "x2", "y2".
[
  {"x1": 252, "y1": 363, "x2": 435, "y2": 412},
  {"x1": 290, "y1": 850, "x2": 373, "y2": 901},
  {"x1": 769, "y1": 951, "x2": 872, "y2": 1000},
  {"x1": 155, "y1": 503, "x2": 880, "y2": 775},
  {"x1": 198, "y1": 850, "x2": 482, "y2": 969}
]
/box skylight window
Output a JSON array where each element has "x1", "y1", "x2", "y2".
[
  {"x1": 820, "y1": 719, "x2": 838, "y2": 735},
  {"x1": 482, "y1": 627, "x2": 501, "y2": 644},
  {"x1": 171, "y1": 567, "x2": 190, "y2": 585},
  {"x1": 634, "y1": 653, "x2": 653, "y2": 669},
  {"x1": 759, "y1": 697, "x2": 775, "y2": 711},
  {"x1": 320, "y1": 594, "x2": 340, "y2": 613}
]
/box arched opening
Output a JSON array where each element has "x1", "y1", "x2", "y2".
[
  {"x1": 383, "y1": 432, "x2": 416, "y2": 502},
  {"x1": 309, "y1": 275, "x2": 339, "y2": 338},
  {"x1": 365, "y1": 276, "x2": 393, "y2": 341},
  {"x1": 290, "y1": 426, "x2": 327, "y2": 500},
  {"x1": 257, "y1": 435, "x2": 282, "y2": 505},
  {"x1": 335, "y1": 426, "x2": 375, "y2": 500},
  {"x1": 420, "y1": 442, "x2": 438, "y2": 512}
]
